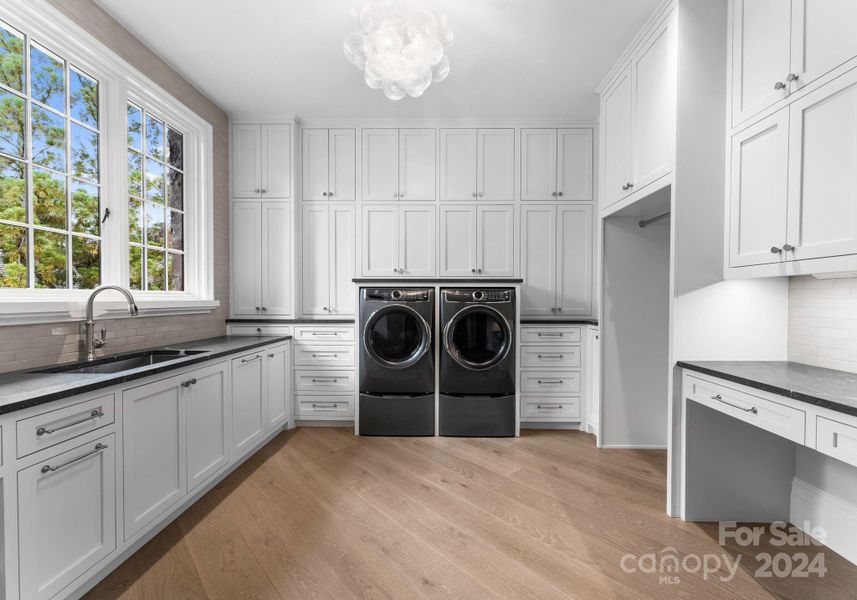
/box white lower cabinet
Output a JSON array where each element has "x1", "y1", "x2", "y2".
[
  {"x1": 232, "y1": 351, "x2": 266, "y2": 458},
  {"x1": 293, "y1": 325, "x2": 356, "y2": 421},
  {"x1": 439, "y1": 204, "x2": 515, "y2": 277},
  {"x1": 186, "y1": 362, "x2": 229, "y2": 492},
  {"x1": 265, "y1": 343, "x2": 291, "y2": 431},
  {"x1": 18, "y1": 434, "x2": 116, "y2": 600}
]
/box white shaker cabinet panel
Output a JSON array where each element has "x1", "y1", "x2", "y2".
[
  {"x1": 330, "y1": 204, "x2": 356, "y2": 315},
  {"x1": 477, "y1": 205, "x2": 515, "y2": 277},
  {"x1": 302, "y1": 128, "x2": 329, "y2": 201},
  {"x1": 265, "y1": 344, "x2": 291, "y2": 430},
  {"x1": 301, "y1": 205, "x2": 332, "y2": 315},
  {"x1": 400, "y1": 204, "x2": 437, "y2": 277},
  {"x1": 362, "y1": 129, "x2": 399, "y2": 201},
  {"x1": 232, "y1": 124, "x2": 261, "y2": 198},
  {"x1": 439, "y1": 205, "x2": 477, "y2": 277},
  {"x1": 602, "y1": 68, "x2": 633, "y2": 207},
  {"x1": 521, "y1": 128, "x2": 557, "y2": 201},
  {"x1": 729, "y1": 109, "x2": 790, "y2": 267},
  {"x1": 787, "y1": 70, "x2": 857, "y2": 262},
  {"x1": 556, "y1": 205, "x2": 593, "y2": 316},
  {"x1": 232, "y1": 352, "x2": 266, "y2": 458},
  {"x1": 123, "y1": 376, "x2": 186, "y2": 539},
  {"x1": 731, "y1": 0, "x2": 791, "y2": 126},
  {"x1": 231, "y1": 203, "x2": 262, "y2": 315},
  {"x1": 439, "y1": 128, "x2": 478, "y2": 201},
  {"x1": 329, "y1": 128, "x2": 356, "y2": 201},
  {"x1": 520, "y1": 205, "x2": 557, "y2": 317},
  {"x1": 261, "y1": 124, "x2": 291, "y2": 198},
  {"x1": 791, "y1": 0, "x2": 857, "y2": 92},
  {"x1": 477, "y1": 128, "x2": 515, "y2": 201},
  {"x1": 557, "y1": 129, "x2": 593, "y2": 201},
  {"x1": 261, "y1": 202, "x2": 292, "y2": 316},
  {"x1": 186, "y1": 363, "x2": 229, "y2": 491},
  {"x1": 399, "y1": 129, "x2": 436, "y2": 201},
  {"x1": 361, "y1": 205, "x2": 399, "y2": 277}
]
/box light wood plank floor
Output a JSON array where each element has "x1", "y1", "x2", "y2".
[{"x1": 86, "y1": 428, "x2": 857, "y2": 599}]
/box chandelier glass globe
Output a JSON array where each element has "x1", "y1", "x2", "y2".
[{"x1": 344, "y1": 0, "x2": 453, "y2": 100}]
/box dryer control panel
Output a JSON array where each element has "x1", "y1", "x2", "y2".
[
  {"x1": 443, "y1": 288, "x2": 513, "y2": 303},
  {"x1": 364, "y1": 288, "x2": 432, "y2": 302}
]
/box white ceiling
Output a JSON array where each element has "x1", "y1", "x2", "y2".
[{"x1": 94, "y1": 0, "x2": 661, "y2": 121}]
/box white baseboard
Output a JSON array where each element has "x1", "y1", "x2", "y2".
[
  {"x1": 520, "y1": 422, "x2": 584, "y2": 430},
  {"x1": 791, "y1": 477, "x2": 857, "y2": 566},
  {"x1": 599, "y1": 444, "x2": 667, "y2": 449}
]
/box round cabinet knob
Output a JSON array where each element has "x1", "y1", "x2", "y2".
[
  {"x1": 477, "y1": 268, "x2": 483, "y2": 274},
  {"x1": 770, "y1": 246, "x2": 783, "y2": 254},
  {"x1": 261, "y1": 307, "x2": 267, "y2": 311},
  {"x1": 557, "y1": 307, "x2": 563, "y2": 312},
  {"x1": 255, "y1": 306, "x2": 261, "y2": 311},
  {"x1": 783, "y1": 244, "x2": 795, "y2": 252},
  {"x1": 478, "y1": 192, "x2": 484, "y2": 198},
  {"x1": 786, "y1": 73, "x2": 799, "y2": 83},
  {"x1": 256, "y1": 328, "x2": 262, "y2": 333},
  {"x1": 399, "y1": 193, "x2": 405, "y2": 198},
  {"x1": 552, "y1": 192, "x2": 557, "y2": 197},
  {"x1": 322, "y1": 192, "x2": 328, "y2": 197},
  {"x1": 254, "y1": 188, "x2": 260, "y2": 193},
  {"x1": 472, "y1": 192, "x2": 477, "y2": 198},
  {"x1": 774, "y1": 81, "x2": 786, "y2": 90},
  {"x1": 627, "y1": 182, "x2": 634, "y2": 189},
  {"x1": 393, "y1": 192, "x2": 398, "y2": 198},
  {"x1": 261, "y1": 189, "x2": 267, "y2": 193},
  {"x1": 557, "y1": 192, "x2": 563, "y2": 197},
  {"x1": 322, "y1": 306, "x2": 328, "y2": 311},
  {"x1": 328, "y1": 192, "x2": 334, "y2": 197},
  {"x1": 471, "y1": 268, "x2": 476, "y2": 273}
]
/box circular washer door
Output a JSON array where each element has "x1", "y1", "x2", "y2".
[
  {"x1": 444, "y1": 305, "x2": 512, "y2": 371},
  {"x1": 364, "y1": 305, "x2": 431, "y2": 369}
]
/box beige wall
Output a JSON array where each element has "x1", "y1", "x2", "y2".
[{"x1": 0, "y1": 0, "x2": 230, "y2": 373}]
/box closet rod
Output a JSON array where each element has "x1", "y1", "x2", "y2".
[{"x1": 638, "y1": 212, "x2": 671, "y2": 228}]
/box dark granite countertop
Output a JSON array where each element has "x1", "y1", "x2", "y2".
[
  {"x1": 521, "y1": 319, "x2": 599, "y2": 326},
  {"x1": 678, "y1": 361, "x2": 857, "y2": 418},
  {"x1": 352, "y1": 278, "x2": 524, "y2": 284},
  {"x1": 227, "y1": 318, "x2": 354, "y2": 324},
  {"x1": 0, "y1": 335, "x2": 291, "y2": 416}
]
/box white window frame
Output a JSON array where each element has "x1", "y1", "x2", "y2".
[{"x1": 0, "y1": 0, "x2": 216, "y2": 325}]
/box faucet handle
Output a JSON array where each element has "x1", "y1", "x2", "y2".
[{"x1": 93, "y1": 328, "x2": 107, "y2": 349}]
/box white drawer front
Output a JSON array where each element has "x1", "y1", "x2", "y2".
[
  {"x1": 816, "y1": 416, "x2": 857, "y2": 469},
  {"x1": 17, "y1": 394, "x2": 116, "y2": 458},
  {"x1": 228, "y1": 324, "x2": 293, "y2": 336},
  {"x1": 293, "y1": 344, "x2": 355, "y2": 368},
  {"x1": 522, "y1": 397, "x2": 581, "y2": 419},
  {"x1": 520, "y1": 371, "x2": 581, "y2": 394},
  {"x1": 295, "y1": 370, "x2": 355, "y2": 392},
  {"x1": 294, "y1": 326, "x2": 355, "y2": 342},
  {"x1": 296, "y1": 395, "x2": 355, "y2": 418},
  {"x1": 520, "y1": 326, "x2": 582, "y2": 344},
  {"x1": 521, "y1": 346, "x2": 581, "y2": 369},
  {"x1": 685, "y1": 375, "x2": 806, "y2": 444}
]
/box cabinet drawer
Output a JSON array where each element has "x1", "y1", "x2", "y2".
[
  {"x1": 295, "y1": 395, "x2": 355, "y2": 418},
  {"x1": 520, "y1": 326, "x2": 582, "y2": 344},
  {"x1": 294, "y1": 325, "x2": 355, "y2": 342},
  {"x1": 685, "y1": 375, "x2": 806, "y2": 444},
  {"x1": 228, "y1": 324, "x2": 293, "y2": 336},
  {"x1": 521, "y1": 345, "x2": 581, "y2": 369},
  {"x1": 295, "y1": 370, "x2": 355, "y2": 392},
  {"x1": 293, "y1": 344, "x2": 355, "y2": 368},
  {"x1": 816, "y1": 416, "x2": 857, "y2": 469},
  {"x1": 520, "y1": 371, "x2": 581, "y2": 393},
  {"x1": 17, "y1": 394, "x2": 115, "y2": 459},
  {"x1": 522, "y1": 397, "x2": 581, "y2": 419}
]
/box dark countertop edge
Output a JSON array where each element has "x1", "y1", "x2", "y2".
[
  {"x1": 521, "y1": 319, "x2": 599, "y2": 325},
  {"x1": 677, "y1": 361, "x2": 857, "y2": 419},
  {"x1": 227, "y1": 319, "x2": 355, "y2": 324},
  {"x1": 0, "y1": 335, "x2": 292, "y2": 416},
  {"x1": 352, "y1": 278, "x2": 524, "y2": 284}
]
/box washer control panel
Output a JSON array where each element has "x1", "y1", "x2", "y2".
[
  {"x1": 364, "y1": 288, "x2": 432, "y2": 302},
  {"x1": 443, "y1": 288, "x2": 513, "y2": 303}
]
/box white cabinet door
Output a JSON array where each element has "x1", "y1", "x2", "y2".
[
  {"x1": 729, "y1": 109, "x2": 790, "y2": 267},
  {"x1": 399, "y1": 129, "x2": 436, "y2": 201},
  {"x1": 123, "y1": 376, "x2": 186, "y2": 538},
  {"x1": 301, "y1": 205, "x2": 331, "y2": 315},
  {"x1": 556, "y1": 205, "x2": 593, "y2": 316},
  {"x1": 791, "y1": 0, "x2": 857, "y2": 91},
  {"x1": 439, "y1": 205, "x2": 476, "y2": 277},
  {"x1": 439, "y1": 128, "x2": 477, "y2": 201},
  {"x1": 631, "y1": 10, "x2": 677, "y2": 191},
  {"x1": 186, "y1": 363, "x2": 229, "y2": 491},
  {"x1": 232, "y1": 352, "x2": 266, "y2": 458},
  {"x1": 18, "y1": 434, "x2": 116, "y2": 600},
  {"x1": 231, "y1": 203, "x2": 261, "y2": 315},
  {"x1": 477, "y1": 205, "x2": 515, "y2": 277},
  {"x1": 787, "y1": 70, "x2": 857, "y2": 262},
  {"x1": 521, "y1": 205, "x2": 557, "y2": 317},
  {"x1": 557, "y1": 129, "x2": 593, "y2": 201},
  {"x1": 232, "y1": 124, "x2": 261, "y2": 198},
  {"x1": 362, "y1": 129, "x2": 399, "y2": 201},
  {"x1": 330, "y1": 204, "x2": 356, "y2": 315},
  {"x1": 361, "y1": 205, "x2": 399, "y2": 277},
  {"x1": 261, "y1": 124, "x2": 291, "y2": 198},
  {"x1": 731, "y1": 0, "x2": 792, "y2": 126},
  {"x1": 329, "y1": 128, "x2": 356, "y2": 201},
  {"x1": 261, "y1": 202, "x2": 292, "y2": 316},
  {"x1": 587, "y1": 327, "x2": 600, "y2": 431},
  {"x1": 400, "y1": 204, "x2": 436, "y2": 277},
  {"x1": 477, "y1": 128, "x2": 515, "y2": 201},
  {"x1": 521, "y1": 128, "x2": 557, "y2": 201},
  {"x1": 602, "y1": 69, "x2": 633, "y2": 207},
  {"x1": 301, "y1": 128, "x2": 329, "y2": 201},
  {"x1": 265, "y1": 344, "x2": 291, "y2": 430}
]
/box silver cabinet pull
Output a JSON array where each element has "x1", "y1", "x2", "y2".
[
  {"x1": 478, "y1": 192, "x2": 484, "y2": 197},
  {"x1": 312, "y1": 403, "x2": 338, "y2": 409},
  {"x1": 712, "y1": 394, "x2": 758, "y2": 415},
  {"x1": 261, "y1": 188, "x2": 267, "y2": 193},
  {"x1": 782, "y1": 243, "x2": 795, "y2": 252},
  {"x1": 770, "y1": 246, "x2": 783, "y2": 254},
  {"x1": 786, "y1": 73, "x2": 799, "y2": 83},
  {"x1": 268, "y1": 353, "x2": 275, "y2": 358},
  {"x1": 37, "y1": 409, "x2": 104, "y2": 436},
  {"x1": 322, "y1": 192, "x2": 329, "y2": 197},
  {"x1": 537, "y1": 404, "x2": 563, "y2": 410},
  {"x1": 256, "y1": 327, "x2": 262, "y2": 333},
  {"x1": 477, "y1": 268, "x2": 483, "y2": 274},
  {"x1": 255, "y1": 306, "x2": 261, "y2": 311},
  {"x1": 311, "y1": 331, "x2": 339, "y2": 336},
  {"x1": 41, "y1": 442, "x2": 108, "y2": 474},
  {"x1": 312, "y1": 353, "x2": 339, "y2": 358},
  {"x1": 537, "y1": 332, "x2": 563, "y2": 337},
  {"x1": 472, "y1": 192, "x2": 477, "y2": 198},
  {"x1": 328, "y1": 192, "x2": 334, "y2": 197},
  {"x1": 312, "y1": 377, "x2": 339, "y2": 383},
  {"x1": 254, "y1": 188, "x2": 260, "y2": 193},
  {"x1": 261, "y1": 307, "x2": 267, "y2": 311},
  {"x1": 552, "y1": 192, "x2": 558, "y2": 197},
  {"x1": 537, "y1": 379, "x2": 564, "y2": 384},
  {"x1": 557, "y1": 192, "x2": 563, "y2": 197},
  {"x1": 537, "y1": 354, "x2": 564, "y2": 359},
  {"x1": 774, "y1": 81, "x2": 786, "y2": 90},
  {"x1": 322, "y1": 306, "x2": 329, "y2": 312},
  {"x1": 241, "y1": 355, "x2": 262, "y2": 364},
  {"x1": 181, "y1": 378, "x2": 198, "y2": 388}
]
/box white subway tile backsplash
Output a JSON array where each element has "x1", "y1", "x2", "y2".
[{"x1": 789, "y1": 276, "x2": 857, "y2": 373}]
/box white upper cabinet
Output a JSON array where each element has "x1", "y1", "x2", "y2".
[
  {"x1": 231, "y1": 203, "x2": 262, "y2": 315},
  {"x1": 233, "y1": 123, "x2": 291, "y2": 199},
  {"x1": 440, "y1": 128, "x2": 515, "y2": 201},
  {"x1": 399, "y1": 204, "x2": 437, "y2": 277},
  {"x1": 556, "y1": 205, "x2": 593, "y2": 315},
  {"x1": 602, "y1": 68, "x2": 633, "y2": 207},
  {"x1": 302, "y1": 128, "x2": 356, "y2": 201},
  {"x1": 439, "y1": 204, "x2": 514, "y2": 277},
  {"x1": 522, "y1": 128, "x2": 593, "y2": 201},
  {"x1": 330, "y1": 205, "x2": 357, "y2": 314},
  {"x1": 791, "y1": 0, "x2": 857, "y2": 92},
  {"x1": 361, "y1": 204, "x2": 436, "y2": 278},
  {"x1": 261, "y1": 203, "x2": 293, "y2": 316},
  {"x1": 302, "y1": 204, "x2": 355, "y2": 317},
  {"x1": 520, "y1": 205, "x2": 556, "y2": 317},
  {"x1": 361, "y1": 204, "x2": 399, "y2": 277},
  {"x1": 439, "y1": 205, "x2": 477, "y2": 277},
  {"x1": 399, "y1": 129, "x2": 436, "y2": 201},
  {"x1": 439, "y1": 129, "x2": 478, "y2": 200},
  {"x1": 362, "y1": 129, "x2": 399, "y2": 201}
]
